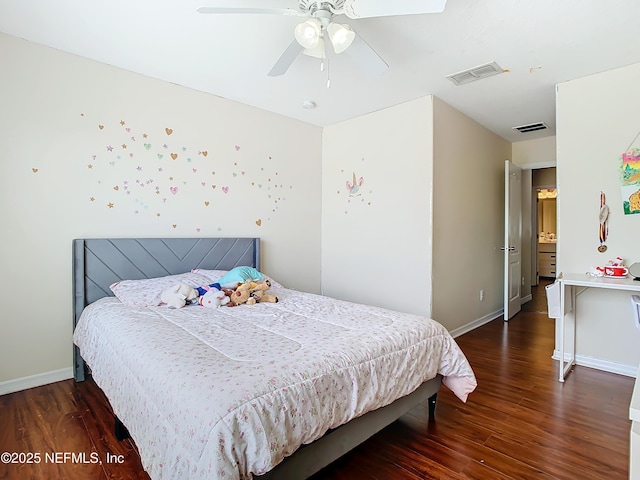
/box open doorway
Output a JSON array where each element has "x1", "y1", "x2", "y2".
[
  {"x1": 532, "y1": 168, "x2": 556, "y2": 286},
  {"x1": 537, "y1": 188, "x2": 557, "y2": 280}
]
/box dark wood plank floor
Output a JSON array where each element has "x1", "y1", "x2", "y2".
[{"x1": 0, "y1": 283, "x2": 634, "y2": 479}]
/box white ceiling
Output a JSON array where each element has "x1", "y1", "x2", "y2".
[{"x1": 2, "y1": 0, "x2": 640, "y2": 142}]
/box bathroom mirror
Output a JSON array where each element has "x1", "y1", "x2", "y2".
[{"x1": 629, "y1": 262, "x2": 640, "y2": 281}]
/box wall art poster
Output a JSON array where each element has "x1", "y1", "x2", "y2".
[{"x1": 619, "y1": 147, "x2": 640, "y2": 215}]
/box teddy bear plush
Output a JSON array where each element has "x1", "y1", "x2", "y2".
[
  {"x1": 160, "y1": 283, "x2": 199, "y2": 309},
  {"x1": 228, "y1": 279, "x2": 278, "y2": 306}
]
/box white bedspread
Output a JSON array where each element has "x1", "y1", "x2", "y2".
[{"x1": 74, "y1": 286, "x2": 476, "y2": 480}]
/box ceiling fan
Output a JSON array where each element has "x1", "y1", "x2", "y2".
[{"x1": 197, "y1": 0, "x2": 447, "y2": 77}]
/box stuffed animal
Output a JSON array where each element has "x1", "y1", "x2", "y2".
[
  {"x1": 246, "y1": 289, "x2": 278, "y2": 305},
  {"x1": 228, "y1": 279, "x2": 278, "y2": 306},
  {"x1": 199, "y1": 288, "x2": 230, "y2": 308},
  {"x1": 195, "y1": 282, "x2": 223, "y2": 297},
  {"x1": 160, "y1": 283, "x2": 199, "y2": 309}
]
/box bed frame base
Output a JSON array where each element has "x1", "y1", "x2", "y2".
[{"x1": 257, "y1": 377, "x2": 441, "y2": 480}]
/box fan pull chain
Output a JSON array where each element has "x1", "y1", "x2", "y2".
[{"x1": 324, "y1": 52, "x2": 331, "y2": 88}]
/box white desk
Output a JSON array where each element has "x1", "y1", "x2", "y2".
[{"x1": 557, "y1": 273, "x2": 640, "y2": 382}]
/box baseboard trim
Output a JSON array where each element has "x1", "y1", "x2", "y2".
[
  {"x1": 552, "y1": 350, "x2": 637, "y2": 378},
  {"x1": 449, "y1": 295, "x2": 536, "y2": 338},
  {"x1": 0, "y1": 368, "x2": 73, "y2": 396},
  {"x1": 450, "y1": 308, "x2": 503, "y2": 338}
]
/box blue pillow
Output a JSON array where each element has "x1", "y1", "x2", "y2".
[{"x1": 217, "y1": 266, "x2": 264, "y2": 287}]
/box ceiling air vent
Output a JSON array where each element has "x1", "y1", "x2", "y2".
[
  {"x1": 446, "y1": 61, "x2": 504, "y2": 86},
  {"x1": 512, "y1": 122, "x2": 548, "y2": 133}
]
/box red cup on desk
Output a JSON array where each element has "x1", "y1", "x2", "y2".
[{"x1": 603, "y1": 265, "x2": 629, "y2": 277}]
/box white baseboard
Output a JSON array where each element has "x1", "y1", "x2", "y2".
[
  {"x1": 449, "y1": 295, "x2": 534, "y2": 338},
  {"x1": 450, "y1": 308, "x2": 503, "y2": 338},
  {"x1": 0, "y1": 368, "x2": 73, "y2": 396},
  {"x1": 552, "y1": 350, "x2": 637, "y2": 378}
]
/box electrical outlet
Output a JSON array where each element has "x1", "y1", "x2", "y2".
[{"x1": 479, "y1": 289, "x2": 484, "y2": 301}]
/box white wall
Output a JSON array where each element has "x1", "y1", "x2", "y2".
[
  {"x1": 321, "y1": 97, "x2": 434, "y2": 316},
  {"x1": 0, "y1": 33, "x2": 322, "y2": 386},
  {"x1": 431, "y1": 97, "x2": 512, "y2": 332},
  {"x1": 556, "y1": 62, "x2": 640, "y2": 373}
]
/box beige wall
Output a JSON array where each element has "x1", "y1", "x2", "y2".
[
  {"x1": 556, "y1": 62, "x2": 640, "y2": 374},
  {"x1": 0, "y1": 33, "x2": 322, "y2": 386},
  {"x1": 322, "y1": 96, "x2": 512, "y2": 334},
  {"x1": 532, "y1": 167, "x2": 557, "y2": 187},
  {"x1": 321, "y1": 97, "x2": 434, "y2": 316},
  {"x1": 512, "y1": 136, "x2": 556, "y2": 168},
  {"x1": 432, "y1": 97, "x2": 512, "y2": 333}
]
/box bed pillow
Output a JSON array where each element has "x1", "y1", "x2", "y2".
[
  {"x1": 110, "y1": 272, "x2": 212, "y2": 307},
  {"x1": 191, "y1": 269, "x2": 229, "y2": 282}
]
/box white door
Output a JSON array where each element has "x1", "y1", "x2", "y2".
[{"x1": 504, "y1": 160, "x2": 522, "y2": 320}]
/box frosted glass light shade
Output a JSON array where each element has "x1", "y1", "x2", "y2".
[
  {"x1": 303, "y1": 37, "x2": 326, "y2": 58},
  {"x1": 294, "y1": 19, "x2": 322, "y2": 49},
  {"x1": 327, "y1": 23, "x2": 355, "y2": 53}
]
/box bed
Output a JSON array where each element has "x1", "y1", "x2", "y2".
[{"x1": 72, "y1": 237, "x2": 477, "y2": 480}]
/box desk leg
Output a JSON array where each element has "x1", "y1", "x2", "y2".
[
  {"x1": 568, "y1": 287, "x2": 577, "y2": 371},
  {"x1": 558, "y1": 283, "x2": 576, "y2": 382},
  {"x1": 559, "y1": 283, "x2": 566, "y2": 382}
]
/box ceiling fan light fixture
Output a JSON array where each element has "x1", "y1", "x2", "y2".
[
  {"x1": 303, "y1": 37, "x2": 326, "y2": 58},
  {"x1": 294, "y1": 18, "x2": 322, "y2": 49},
  {"x1": 327, "y1": 22, "x2": 355, "y2": 53}
]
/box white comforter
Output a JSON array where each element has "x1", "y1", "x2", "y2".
[{"x1": 74, "y1": 286, "x2": 476, "y2": 480}]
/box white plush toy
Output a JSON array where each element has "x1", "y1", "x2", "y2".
[
  {"x1": 160, "y1": 283, "x2": 199, "y2": 309},
  {"x1": 199, "y1": 288, "x2": 230, "y2": 308}
]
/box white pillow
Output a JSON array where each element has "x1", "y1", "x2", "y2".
[
  {"x1": 191, "y1": 269, "x2": 229, "y2": 282},
  {"x1": 110, "y1": 272, "x2": 212, "y2": 306}
]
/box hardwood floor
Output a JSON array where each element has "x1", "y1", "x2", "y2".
[{"x1": 1, "y1": 284, "x2": 634, "y2": 479}]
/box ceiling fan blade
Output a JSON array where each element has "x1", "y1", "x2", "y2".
[
  {"x1": 268, "y1": 39, "x2": 304, "y2": 77},
  {"x1": 345, "y1": 34, "x2": 388, "y2": 77},
  {"x1": 196, "y1": 7, "x2": 304, "y2": 16},
  {"x1": 343, "y1": 0, "x2": 447, "y2": 19}
]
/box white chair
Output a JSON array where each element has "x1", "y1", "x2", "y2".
[{"x1": 632, "y1": 295, "x2": 640, "y2": 331}]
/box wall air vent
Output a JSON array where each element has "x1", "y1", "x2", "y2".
[
  {"x1": 446, "y1": 61, "x2": 504, "y2": 86},
  {"x1": 512, "y1": 122, "x2": 548, "y2": 133}
]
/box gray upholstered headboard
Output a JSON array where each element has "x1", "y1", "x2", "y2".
[{"x1": 72, "y1": 237, "x2": 260, "y2": 380}]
